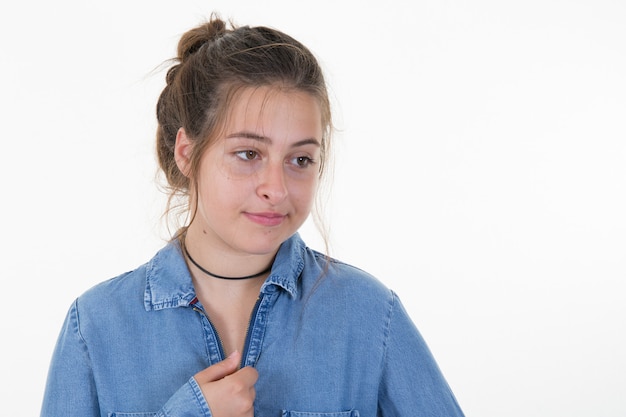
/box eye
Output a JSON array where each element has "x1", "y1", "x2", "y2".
[
  {"x1": 235, "y1": 150, "x2": 259, "y2": 161},
  {"x1": 291, "y1": 156, "x2": 316, "y2": 168}
]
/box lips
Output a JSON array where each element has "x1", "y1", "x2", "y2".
[{"x1": 244, "y1": 212, "x2": 286, "y2": 227}]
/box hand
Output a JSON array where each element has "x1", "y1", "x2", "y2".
[{"x1": 194, "y1": 350, "x2": 258, "y2": 417}]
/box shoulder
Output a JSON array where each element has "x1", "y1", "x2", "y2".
[
  {"x1": 306, "y1": 246, "x2": 390, "y2": 289},
  {"x1": 76, "y1": 263, "x2": 148, "y2": 315},
  {"x1": 75, "y1": 241, "x2": 192, "y2": 315},
  {"x1": 303, "y1": 247, "x2": 399, "y2": 311}
]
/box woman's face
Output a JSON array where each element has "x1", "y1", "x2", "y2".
[{"x1": 181, "y1": 86, "x2": 323, "y2": 257}]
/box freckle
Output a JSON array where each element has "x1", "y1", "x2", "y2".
[{"x1": 203, "y1": 230, "x2": 207, "y2": 234}]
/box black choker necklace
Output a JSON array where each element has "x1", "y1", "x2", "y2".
[{"x1": 183, "y1": 244, "x2": 271, "y2": 280}]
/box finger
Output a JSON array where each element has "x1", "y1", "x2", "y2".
[
  {"x1": 195, "y1": 350, "x2": 241, "y2": 383},
  {"x1": 235, "y1": 366, "x2": 259, "y2": 388}
]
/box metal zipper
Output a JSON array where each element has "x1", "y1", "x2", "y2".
[
  {"x1": 193, "y1": 306, "x2": 226, "y2": 360},
  {"x1": 240, "y1": 295, "x2": 263, "y2": 367}
]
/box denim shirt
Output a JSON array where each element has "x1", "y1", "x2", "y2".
[{"x1": 41, "y1": 233, "x2": 464, "y2": 417}]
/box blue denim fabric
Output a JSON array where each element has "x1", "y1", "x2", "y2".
[{"x1": 41, "y1": 233, "x2": 464, "y2": 417}]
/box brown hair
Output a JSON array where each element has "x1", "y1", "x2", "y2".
[{"x1": 155, "y1": 14, "x2": 333, "y2": 242}]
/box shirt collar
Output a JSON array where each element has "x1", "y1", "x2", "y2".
[{"x1": 144, "y1": 233, "x2": 306, "y2": 311}]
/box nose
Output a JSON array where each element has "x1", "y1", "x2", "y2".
[{"x1": 256, "y1": 161, "x2": 288, "y2": 204}]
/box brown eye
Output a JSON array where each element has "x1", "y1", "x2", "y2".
[
  {"x1": 235, "y1": 150, "x2": 259, "y2": 160},
  {"x1": 291, "y1": 156, "x2": 315, "y2": 168}
]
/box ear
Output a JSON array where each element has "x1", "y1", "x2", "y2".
[{"x1": 174, "y1": 128, "x2": 193, "y2": 177}]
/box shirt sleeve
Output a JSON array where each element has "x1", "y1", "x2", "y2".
[
  {"x1": 40, "y1": 299, "x2": 100, "y2": 417},
  {"x1": 156, "y1": 377, "x2": 214, "y2": 417},
  {"x1": 377, "y1": 292, "x2": 465, "y2": 417},
  {"x1": 40, "y1": 300, "x2": 214, "y2": 417}
]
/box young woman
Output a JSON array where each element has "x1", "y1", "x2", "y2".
[{"x1": 41, "y1": 15, "x2": 465, "y2": 417}]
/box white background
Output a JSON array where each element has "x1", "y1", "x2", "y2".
[{"x1": 1, "y1": 1, "x2": 625, "y2": 416}]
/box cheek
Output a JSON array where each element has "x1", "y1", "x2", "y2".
[
  {"x1": 289, "y1": 178, "x2": 318, "y2": 209},
  {"x1": 202, "y1": 176, "x2": 249, "y2": 210}
]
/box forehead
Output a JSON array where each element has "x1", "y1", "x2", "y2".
[{"x1": 222, "y1": 85, "x2": 323, "y2": 141}]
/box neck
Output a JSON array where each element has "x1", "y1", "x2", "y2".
[{"x1": 180, "y1": 235, "x2": 272, "y2": 282}]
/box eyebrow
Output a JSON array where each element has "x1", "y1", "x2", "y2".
[{"x1": 226, "y1": 131, "x2": 320, "y2": 148}]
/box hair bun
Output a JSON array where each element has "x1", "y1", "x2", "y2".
[{"x1": 178, "y1": 16, "x2": 228, "y2": 61}]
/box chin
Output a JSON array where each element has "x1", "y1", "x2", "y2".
[{"x1": 241, "y1": 231, "x2": 291, "y2": 255}]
